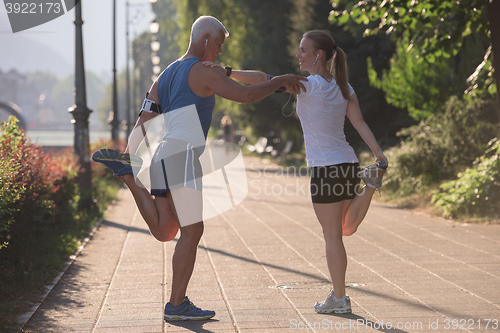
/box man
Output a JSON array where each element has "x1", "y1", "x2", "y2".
[{"x1": 92, "y1": 16, "x2": 306, "y2": 321}]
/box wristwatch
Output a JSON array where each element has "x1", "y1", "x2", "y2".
[{"x1": 224, "y1": 66, "x2": 232, "y2": 77}]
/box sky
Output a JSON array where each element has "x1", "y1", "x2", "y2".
[{"x1": 0, "y1": 0, "x2": 155, "y2": 80}]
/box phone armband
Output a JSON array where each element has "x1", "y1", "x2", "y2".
[{"x1": 140, "y1": 93, "x2": 161, "y2": 114}]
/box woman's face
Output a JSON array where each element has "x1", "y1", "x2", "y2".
[{"x1": 296, "y1": 37, "x2": 317, "y2": 73}]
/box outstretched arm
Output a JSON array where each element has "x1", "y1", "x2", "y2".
[
  {"x1": 346, "y1": 93, "x2": 387, "y2": 163},
  {"x1": 197, "y1": 63, "x2": 306, "y2": 103},
  {"x1": 201, "y1": 62, "x2": 267, "y2": 84}
]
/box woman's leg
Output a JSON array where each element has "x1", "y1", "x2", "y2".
[
  {"x1": 120, "y1": 174, "x2": 179, "y2": 242},
  {"x1": 342, "y1": 185, "x2": 376, "y2": 236},
  {"x1": 313, "y1": 201, "x2": 347, "y2": 300}
]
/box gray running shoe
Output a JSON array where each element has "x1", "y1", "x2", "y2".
[
  {"x1": 92, "y1": 148, "x2": 142, "y2": 176},
  {"x1": 164, "y1": 296, "x2": 215, "y2": 321},
  {"x1": 314, "y1": 291, "x2": 352, "y2": 314},
  {"x1": 357, "y1": 160, "x2": 388, "y2": 193}
]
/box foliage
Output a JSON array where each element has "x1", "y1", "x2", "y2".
[
  {"x1": 169, "y1": 0, "x2": 411, "y2": 149},
  {"x1": 366, "y1": 36, "x2": 486, "y2": 120},
  {"x1": 0, "y1": 117, "x2": 25, "y2": 249},
  {"x1": 329, "y1": 0, "x2": 497, "y2": 125},
  {"x1": 0, "y1": 117, "x2": 122, "y2": 330},
  {"x1": 432, "y1": 138, "x2": 500, "y2": 218},
  {"x1": 382, "y1": 96, "x2": 498, "y2": 197},
  {"x1": 330, "y1": 0, "x2": 495, "y2": 98}
]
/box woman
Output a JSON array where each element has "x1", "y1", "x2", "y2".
[{"x1": 205, "y1": 30, "x2": 388, "y2": 314}]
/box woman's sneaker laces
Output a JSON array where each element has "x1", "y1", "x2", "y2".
[
  {"x1": 314, "y1": 291, "x2": 352, "y2": 314},
  {"x1": 357, "y1": 160, "x2": 388, "y2": 194}
]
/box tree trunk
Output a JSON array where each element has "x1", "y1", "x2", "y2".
[{"x1": 488, "y1": 0, "x2": 500, "y2": 124}]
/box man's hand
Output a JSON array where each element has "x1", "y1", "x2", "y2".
[{"x1": 276, "y1": 74, "x2": 308, "y2": 95}]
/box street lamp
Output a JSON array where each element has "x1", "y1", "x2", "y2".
[
  {"x1": 125, "y1": 2, "x2": 156, "y2": 139},
  {"x1": 69, "y1": 1, "x2": 93, "y2": 211},
  {"x1": 149, "y1": 18, "x2": 159, "y2": 34},
  {"x1": 150, "y1": 36, "x2": 160, "y2": 52},
  {"x1": 109, "y1": 0, "x2": 119, "y2": 146},
  {"x1": 150, "y1": 19, "x2": 160, "y2": 82}
]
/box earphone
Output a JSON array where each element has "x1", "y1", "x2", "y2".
[
  {"x1": 205, "y1": 39, "x2": 208, "y2": 46},
  {"x1": 311, "y1": 53, "x2": 320, "y2": 74}
]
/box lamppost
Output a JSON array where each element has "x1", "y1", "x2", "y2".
[
  {"x1": 69, "y1": 1, "x2": 93, "y2": 211},
  {"x1": 109, "y1": 0, "x2": 119, "y2": 146},
  {"x1": 125, "y1": 2, "x2": 158, "y2": 139}
]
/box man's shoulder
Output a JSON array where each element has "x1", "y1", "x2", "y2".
[{"x1": 190, "y1": 61, "x2": 225, "y2": 81}]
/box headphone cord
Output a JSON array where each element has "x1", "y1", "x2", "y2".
[{"x1": 282, "y1": 93, "x2": 296, "y2": 117}]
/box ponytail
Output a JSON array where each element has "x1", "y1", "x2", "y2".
[
  {"x1": 303, "y1": 30, "x2": 351, "y2": 100},
  {"x1": 330, "y1": 47, "x2": 350, "y2": 100}
]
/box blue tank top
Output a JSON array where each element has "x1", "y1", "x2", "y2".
[{"x1": 157, "y1": 57, "x2": 215, "y2": 140}]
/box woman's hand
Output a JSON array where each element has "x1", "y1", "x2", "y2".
[
  {"x1": 201, "y1": 61, "x2": 226, "y2": 74},
  {"x1": 376, "y1": 153, "x2": 388, "y2": 166}
]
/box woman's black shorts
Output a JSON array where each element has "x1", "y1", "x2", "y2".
[{"x1": 310, "y1": 163, "x2": 361, "y2": 204}]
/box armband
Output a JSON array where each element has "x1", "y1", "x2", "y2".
[{"x1": 140, "y1": 93, "x2": 161, "y2": 114}]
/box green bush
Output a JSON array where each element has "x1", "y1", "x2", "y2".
[
  {"x1": 432, "y1": 138, "x2": 500, "y2": 218},
  {"x1": 0, "y1": 117, "x2": 26, "y2": 249},
  {"x1": 0, "y1": 117, "x2": 123, "y2": 330},
  {"x1": 382, "y1": 96, "x2": 498, "y2": 197}
]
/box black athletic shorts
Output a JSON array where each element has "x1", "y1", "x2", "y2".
[{"x1": 310, "y1": 163, "x2": 361, "y2": 204}]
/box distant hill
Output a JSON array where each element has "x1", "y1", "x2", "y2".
[{"x1": 0, "y1": 31, "x2": 72, "y2": 79}]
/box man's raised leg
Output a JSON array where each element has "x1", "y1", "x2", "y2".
[{"x1": 120, "y1": 174, "x2": 179, "y2": 242}]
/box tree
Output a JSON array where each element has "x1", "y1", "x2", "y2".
[
  {"x1": 331, "y1": 0, "x2": 500, "y2": 121},
  {"x1": 173, "y1": 0, "x2": 304, "y2": 143},
  {"x1": 288, "y1": 0, "x2": 413, "y2": 146}
]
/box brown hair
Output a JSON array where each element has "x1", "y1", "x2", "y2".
[{"x1": 303, "y1": 30, "x2": 350, "y2": 100}]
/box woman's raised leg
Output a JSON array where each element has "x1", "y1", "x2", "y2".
[{"x1": 341, "y1": 185, "x2": 376, "y2": 236}]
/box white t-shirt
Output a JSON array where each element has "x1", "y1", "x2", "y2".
[{"x1": 296, "y1": 75, "x2": 358, "y2": 167}]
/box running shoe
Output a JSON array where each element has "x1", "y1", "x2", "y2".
[
  {"x1": 314, "y1": 291, "x2": 352, "y2": 314},
  {"x1": 357, "y1": 160, "x2": 388, "y2": 193},
  {"x1": 164, "y1": 296, "x2": 215, "y2": 321},
  {"x1": 91, "y1": 148, "x2": 142, "y2": 176}
]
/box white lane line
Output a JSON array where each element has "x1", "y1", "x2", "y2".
[
  {"x1": 207, "y1": 198, "x2": 317, "y2": 333},
  {"x1": 239, "y1": 203, "x2": 382, "y2": 326},
  {"x1": 368, "y1": 222, "x2": 500, "y2": 280},
  {"x1": 462, "y1": 227, "x2": 500, "y2": 245},
  {"x1": 162, "y1": 241, "x2": 167, "y2": 333},
  {"x1": 91, "y1": 208, "x2": 139, "y2": 333},
  {"x1": 201, "y1": 237, "x2": 240, "y2": 333},
  {"x1": 354, "y1": 233, "x2": 500, "y2": 311},
  {"x1": 256, "y1": 200, "x2": 468, "y2": 329},
  {"x1": 370, "y1": 210, "x2": 500, "y2": 260}
]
